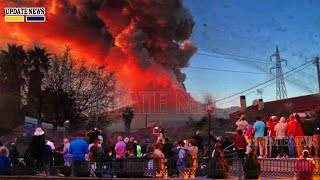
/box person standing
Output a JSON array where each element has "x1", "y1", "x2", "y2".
[
  {"x1": 153, "y1": 128, "x2": 166, "y2": 144},
  {"x1": 312, "y1": 111, "x2": 320, "y2": 158},
  {"x1": 244, "y1": 123, "x2": 254, "y2": 154},
  {"x1": 192, "y1": 130, "x2": 204, "y2": 154},
  {"x1": 141, "y1": 139, "x2": 150, "y2": 156},
  {"x1": 0, "y1": 147, "x2": 12, "y2": 175},
  {"x1": 126, "y1": 137, "x2": 137, "y2": 156},
  {"x1": 162, "y1": 138, "x2": 176, "y2": 177},
  {"x1": 296, "y1": 150, "x2": 315, "y2": 180},
  {"x1": 29, "y1": 127, "x2": 45, "y2": 175},
  {"x1": 44, "y1": 140, "x2": 53, "y2": 176},
  {"x1": 9, "y1": 145, "x2": 19, "y2": 166},
  {"x1": 114, "y1": 136, "x2": 126, "y2": 159},
  {"x1": 286, "y1": 114, "x2": 298, "y2": 158},
  {"x1": 234, "y1": 130, "x2": 247, "y2": 164},
  {"x1": 253, "y1": 117, "x2": 266, "y2": 158},
  {"x1": 86, "y1": 128, "x2": 103, "y2": 144},
  {"x1": 154, "y1": 142, "x2": 165, "y2": 177},
  {"x1": 236, "y1": 114, "x2": 249, "y2": 132},
  {"x1": 69, "y1": 133, "x2": 89, "y2": 177},
  {"x1": 274, "y1": 117, "x2": 287, "y2": 158},
  {"x1": 267, "y1": 116, "x2": 278, "y2": 158},
  {"x1": 56, "y1": 138, "x2": 72, "y2": 167},
  {"x1": 88, "y1": 139, "x2": 103, "y2": 177},
  {"x1": 46, "y1": 138, "x2": 55, "y2": 152},
  {"x1": 70, "y1": 133, "x2": 89, "y2": 161},
  {"x1": 295, "y1": 114, "x2": 304, "y2": 158},
  {"x1": 135, "y1": 141, "x2": 142, "y2": 157},
  {"x1": 187, "y1": 139, "x2": 198, "y2": 179},
  {"x1": 302, "y1": 115, "x2": 314, "y2": 155},
  {"x1": 261, "y1": 119, "x2": 269, "y2": 157}
]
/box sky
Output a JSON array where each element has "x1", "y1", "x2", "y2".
[{"x1": 183, "y1": 0, "x2": 320, "y2": 108}]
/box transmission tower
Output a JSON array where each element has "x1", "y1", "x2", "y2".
[{"x1": 270, "y1": 46, "x2": 288, "y2": 100}]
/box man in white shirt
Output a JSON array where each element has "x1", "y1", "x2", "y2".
[{"x1": 46, "y1": 138, "x2": 55, "y2": 151}]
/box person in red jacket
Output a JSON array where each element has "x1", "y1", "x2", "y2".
[
  {"x1": 295, "y1": 114, "x2": 304, "y2": 158},
  {"x1": 286, "y1": 114, "x2": 298, "y2": 158},
  {"x1": 267, "y1": 116, "x2": 278, "y2": 157},
  {"x1": 234, "y1": 130, "x2": 248, "y2": 164}
]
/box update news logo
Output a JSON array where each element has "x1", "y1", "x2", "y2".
[{"x1": 4, "y1": 7, "x2": 45, "y2": 22}]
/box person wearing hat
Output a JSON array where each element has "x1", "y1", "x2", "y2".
[
  {"x1": 29, "y1": 127, "x2": 46, "y2": 175},
  {"x1": 296, "y1": 150, "x2": 315, "y2": 180}
]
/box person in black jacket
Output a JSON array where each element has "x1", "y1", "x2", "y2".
[
  {"x1": 302, "y1": 115, "x2": 314, "y2": 155},
  {"x1": 44, "y1": 140, "x2": 53, "y2": 176},
  {"x1": 192, "y1": 130, "x2": 204, "y2": 153},
  {"x1": 9, "y1": 144, "x2": 19, "y2": 166},
  {"x1": 28, "y1": 127, "x2": 46, "y2": 175}
]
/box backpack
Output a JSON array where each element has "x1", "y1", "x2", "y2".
[{"x1": 177, "y1": 148, "x2": 193, "y2": 168}]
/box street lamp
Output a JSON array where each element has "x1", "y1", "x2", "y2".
[
  {"x1": 96, "y1": 66, "x2": 105, "y2": 127},
  {"x1": 206, "y1": 102, "x2": 214, "y2": 154}
]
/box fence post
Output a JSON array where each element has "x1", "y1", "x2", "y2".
[
  {"x1": 152, "y1": 158, "x2": 156, "y2": 178},
  {"x1": 237, "y1": 158, "x2": 242, "y2": 180},
  {"x1": 71, "y1": 158, "x2": 75, "y2": 177}
]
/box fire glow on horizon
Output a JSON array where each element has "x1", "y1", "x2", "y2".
[{"x1": 1, "y1": 0, "x2": 198, "y2": 111}]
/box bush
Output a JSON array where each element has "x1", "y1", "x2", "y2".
[
  {"x1": 243, "y1": 153, "x2": 261, "y2": 179},
  {"x1": 207, "y1": 157, "x2": 229, "y2": 179}
]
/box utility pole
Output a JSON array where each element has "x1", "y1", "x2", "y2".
[
  {"x1": 206, "y1": 102, "x2": 214, "y2": 154},
  {"x1": 316, "y1": 57, "x2": 320, "y2": 93},
  {"x1": 145, "y1": 114, "x2": 148, "y2": 128},
  {"x1": 96, "y1": 66, "x2": 105, "y2": 127},
  {"x1": 270, "y1": 46, "x2": 287, "y2": 100}
]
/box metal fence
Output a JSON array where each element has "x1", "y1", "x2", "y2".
[{"x1": 7, "y1": 154, "x2": 320, "y2": 179}]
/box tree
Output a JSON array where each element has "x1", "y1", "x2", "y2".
[
  {"x1": 122, "y1": 107, "x2": 134, "y2": 133},
  {"x1": 42, "y1": 48, "x2": 120, "y2": 129},
  {"x1": 0, "y1": 44, "x2": 26, "y2": 129},
  {"x1": 24, "y1": 46, "x2": 51, "y2": 119},
  {"x1": 0, "y1": 44, "x2": 26, "y2": 98}
]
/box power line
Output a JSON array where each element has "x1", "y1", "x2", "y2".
[
  {"x1": 215, "y1": 62, "x2": 314, "y2": 107},
  {"x1": 286, "y1": 64, "x2": 315, "y2": 78},
  {"x1": 187, "y1": 61, "x2": 314, "y2": 111},
  {"x1": 198, "y1": 48, "x2": 271, "y2": 62},
  {"x1": 215, "y1": 59, "x2": 314, "y2": 103},
  {"x1": 188, "y1": 66, "x2": 268, "y2": 74},
  {"x1": 195, "y1": 52, "x2": 273, "y2": 64}
]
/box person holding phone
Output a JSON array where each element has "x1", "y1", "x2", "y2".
[{"x1": 153, "y1": 127, "x2": 165, "y2": 144}]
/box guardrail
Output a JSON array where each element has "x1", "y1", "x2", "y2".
[{"x1": 7, "y1": 155, "x2": 320, "y2": 179}]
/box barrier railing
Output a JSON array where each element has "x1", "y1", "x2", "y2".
[{"x1": 7, "y1": 155, "x2": 320, "y2": 179}]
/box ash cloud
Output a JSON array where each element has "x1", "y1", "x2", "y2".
[{"x1": 101, "y1": 0, "x2": 197, "y2": 84}]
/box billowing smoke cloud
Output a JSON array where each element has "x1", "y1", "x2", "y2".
[{"x1": 100, "y1": 0, "x2": 197, "y2": 84}]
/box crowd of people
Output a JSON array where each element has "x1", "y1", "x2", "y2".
[
  {"x1": 0, "y1": 126, "x2": 209, "y2": 178},
  {"x1": 0, "y1": 111, "x2": 318, "y2": 178},
  {"x1": 235, "y1": 112, "x2": 320, "y2": 159},
  {"x1": 235, "y1": 112, "x2": 320, "y2": 179}
]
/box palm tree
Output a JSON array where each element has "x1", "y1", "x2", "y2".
[
  {"x1": 24, "y1": 46, "x2": 51, "y2": 119},
  {"x1": 0, "y1": 44, "x2": 26, "y2": 96},
  {"x1": 122, "y1": 106, "x2": 134, "y2": 134},
  {"x1": 0, "y1": 44, "x2": 26, "y2": 129}
]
